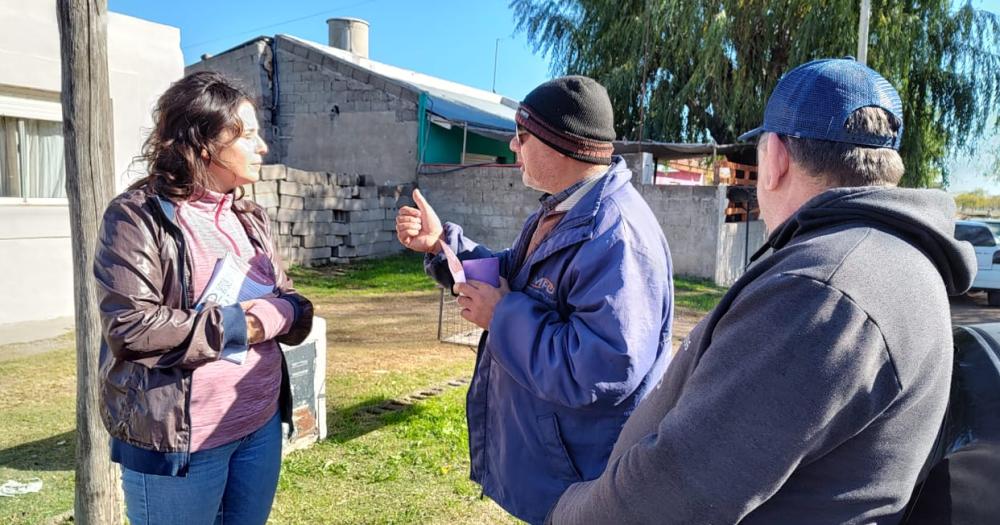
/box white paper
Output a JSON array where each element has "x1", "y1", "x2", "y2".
[
  {"x1": 196, "y1": 252, "x2": 275, "y2": 364},
  {"x1": 0, "y1": 479, "x2": 42, "y2": 497},
  {"x1": 439, "y1": 240, "x2": 466, "y2": 284}
]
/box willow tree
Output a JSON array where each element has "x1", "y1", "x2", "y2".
[{"x1": 511, "y1": 0, "x2": 1000, "y2": 187}]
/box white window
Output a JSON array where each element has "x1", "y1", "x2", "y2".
[{"x1": 0, "y1": 116, "x2": 67, "y2": 202}]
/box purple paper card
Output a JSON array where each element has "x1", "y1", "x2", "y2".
[{"x1": 462, "y1": 257, "x2": 500, "y2": 287}]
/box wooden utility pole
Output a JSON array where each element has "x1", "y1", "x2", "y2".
[
  {"x1": 56, "y1": 0, "x2": 121, "y2": 523},
  {"x1": 857, "y1": 0, "x2": 872, "y2": 65}
]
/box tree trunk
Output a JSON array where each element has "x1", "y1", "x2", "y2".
[{"x1": 56, "y1": 0, "x2": 122, "y2": 523}]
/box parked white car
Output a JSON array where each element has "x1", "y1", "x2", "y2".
[{"x1": 955, "y1": 220, "x2": 1000, "y2": 306}]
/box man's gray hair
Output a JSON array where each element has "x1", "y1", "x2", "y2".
[{"x1": 779, "y1": 107, "x2": 905, "y2": 187}]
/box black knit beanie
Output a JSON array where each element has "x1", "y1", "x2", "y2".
[{"x1": 515, "y1": 75, "x2": 616, "y2": 165}]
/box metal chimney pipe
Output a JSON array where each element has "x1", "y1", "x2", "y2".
[{"x1": 327, "y1": 17, "x2": 369, "y2": 59}]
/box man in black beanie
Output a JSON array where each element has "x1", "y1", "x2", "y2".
[{"x1": 395, "y1": 76, "x2": 675, "y2": 524}]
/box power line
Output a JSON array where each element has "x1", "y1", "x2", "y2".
[{"x1": 181, "y1": 0, "x2": 378, "y2": 50}]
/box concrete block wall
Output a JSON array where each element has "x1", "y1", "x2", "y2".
[
  {"x1": 247, "y1": 164, "x2": 408, "y2": 266},
  {"x1": 417, "y1": 166, "x2": 538, "y2": 251},
  {"x1": 186, "y1": 39, "x2": 279, "y2": 164},
  {"x1": 718, "y1": 220, "x2": 768, "y2": 286},
  {"x1": 635, "y1": 184, "x2": 728, "y2": 281},
  {"x1": 418, "y1": 167, "x2": 757, "y2": 285},
  {"x1": 272, "y1": 36, "x2": 420, "y2": 184}
]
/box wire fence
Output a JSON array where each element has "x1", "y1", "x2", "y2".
[{"x1": 436, "y1": 287, "x2": 483, "y2": 347}]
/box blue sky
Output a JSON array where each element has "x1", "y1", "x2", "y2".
[
  {"x1": 109, "y1": 0, "x2": 999, "y2": 193},
  {"x1": 108, "y1": 0, "x2": 552, "y2": 101}
]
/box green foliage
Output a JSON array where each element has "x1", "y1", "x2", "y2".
[
  {"x1": 288, "y1": 253, "x2": 437, "y2": 295},
  {"x1": 954, "y1": 188, "x2": 1000, "y2": 213},
  {"x1": 511, "y1": 0, "x2": 1000, "y2": 187}
]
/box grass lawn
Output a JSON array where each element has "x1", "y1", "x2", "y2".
[{"x1": 0, "y1": 252, "x2": 723, "y2": 524}]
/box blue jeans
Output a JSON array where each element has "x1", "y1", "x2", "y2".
[{"x1": 121, "y1": 410, "x2": 282, "y2": 525}]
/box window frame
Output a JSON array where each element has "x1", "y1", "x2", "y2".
[
  {"x1": 956, "y1": 223, "x2": 998, "y2": 247},
  {"x1": 0, "y1": 89, "x2": 68, "y2": 206}
]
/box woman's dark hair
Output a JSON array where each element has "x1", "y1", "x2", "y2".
[{"x1": 130, "y1": 71, "x2": 254, "y2": 200}]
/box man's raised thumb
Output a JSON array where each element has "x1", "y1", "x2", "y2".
[{"x1": 413, "y1": 189, "x2": 433, "y2": 215}]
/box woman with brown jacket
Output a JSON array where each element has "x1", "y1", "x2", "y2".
[{"x1": 94, "y1": 71, "x2": 313, "y2": 525}]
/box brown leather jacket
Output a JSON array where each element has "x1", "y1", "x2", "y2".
[{"x1": 95, "y1": 186, "x2": 313, "y2": 464}]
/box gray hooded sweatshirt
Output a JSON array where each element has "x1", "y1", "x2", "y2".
[{"x1": 547, "y1": 187, "x2": 977, "y2": 524}]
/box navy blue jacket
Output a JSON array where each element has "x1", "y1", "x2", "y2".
[{"x1": 426, "y1": 159, "x2": 674, "y2": 524}]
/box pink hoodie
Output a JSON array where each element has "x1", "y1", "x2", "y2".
[{"x1": 176, "y1": 189, "x2": 294, "y2": 451}]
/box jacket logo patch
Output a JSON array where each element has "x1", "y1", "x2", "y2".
[{"x1": 530, "y1": 277, "x2": 556, "y2": 296}]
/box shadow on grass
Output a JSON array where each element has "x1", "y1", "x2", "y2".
[
  {"x1": 0, "y1": 397, "x2": 435, "y2": 472},
  {"x1": 324, "y1": 396, "x2": 429, "y2": 444},
  {"x1": 674, "y1": 276, "x2": 726, "y2": 313},
  {"x1": 0, "y1": 430, "x2": 75, "y2": 472}
]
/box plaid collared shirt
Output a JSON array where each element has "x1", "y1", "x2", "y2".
[
  {"x1": 522, "y1": 173, "x2": 606, "y2": 264},
  {"x1": 538, "y1": 172, "x2": 605, "y2": 214}
]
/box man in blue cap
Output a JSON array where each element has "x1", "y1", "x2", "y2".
[{"x1": 545, "y1": 59, "x2": 978, "y2": 523}]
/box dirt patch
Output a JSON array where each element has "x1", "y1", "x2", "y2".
[
  {"x1": 315, "y1": 291, "x2": 442, "y2": 346},
  {"x1": 672, "y1": 307, "x2": 703, "y2": 351},
  {"x1": 316, "y1": 291, "x2": 476, "y2": 380},
  {"x1": 316, "y1": 291, "x2": 704, "y2": 373}
]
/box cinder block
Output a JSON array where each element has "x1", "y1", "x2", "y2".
[
  {"x1": 253, "y1": 192, "x2": 279, "y2": 208},
  {"x1": 384, "y1": 81, "x2": 404, "y2": 98},
  {"x1": 276, "y1": 209, "x2": 333, "y2": 223},
  {"x1": 358, "y1": 186, "x2": 377, "y2": 199},
  {"x1": 280, "y1": 195, "x2": 305, "y2": 210},
  {"x1": 304, "y1": 196, "x2": 357, "y2": 210},
  {"x1": 279, "y1": 181, "x2": 302, "y2": 196},
  {"x1": 280, "y1": 181, "x2": 328, "y2": 198},
  {"x1": 305, "y1": 247, "x2": 332, "y2": 259},
  {"x1": 348, "y1": 209, "x2": 384, "y2": 222},
  {"x1": 304, "y1": 197, "x2": 331, "y2": 210},
  {"x1": 253, "y1": 181, "x2": 278, "y2": 195},
  {"x1": 370, "y1": 241, "x2": 402, "y2": 256},
  {"x1": 286, "y1": 167, "x2": 328, "y2": 185},
  {"x1": 316, "y1": 187, "x2": 353, "y2": 199},
  {"x1": 301, "y1": 235, "x2": 328, "y2": 248},
  {"x1": 276, "y1": 235, "x2": 301, "y2": 248},
  {"x1": 326, "y1": 235, "x2": 345, "y2": 247},
  {"x1": 337, "y1": 245, "x2": 358, "y2": 257},
  {"x1": 279, "y1": 222, "x2": 291, "y2": 235},
  {"x1": 396, "y1": 107, "x2": 417, "y2": 121},
  {"x1": 348, "y1": 232, "x2": 378, "y2": 245},
  {"x1": 335, "y1": 173, "x2": 358, "y2": 186},
  {"x1": 357, "y1": 244, "x2": 378, "y2": 257},
  {"x1": 349, "y1": 221, "x2": 382, "y2": 234},
  {"x1": 329, "y1": 199, "x2": 369, "y2": 211},
  {"x1": 260, "y1": 164, "x2": 286, "y2": 180},
  {"x1": 291, "y1": 221, "x2": 331, "y2": 236},
  {"x1": 350, "y1": 67, "x2": 371, "y2": 84}
]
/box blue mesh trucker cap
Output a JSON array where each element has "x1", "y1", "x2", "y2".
[{"x1": 738, "y1": 58, "x2": 903, "y2": 150}]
